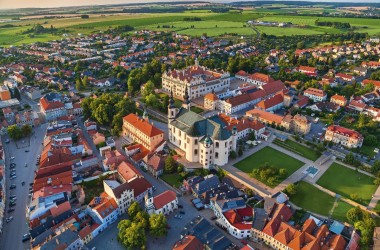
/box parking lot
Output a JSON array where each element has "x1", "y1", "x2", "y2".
[{"x1": 0, "y1": 124, "x2": 47, "y2": 250}]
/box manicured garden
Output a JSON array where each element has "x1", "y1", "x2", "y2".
[
  {"x1": 289, "y1": 181, "x2": 353, "y2": 223},
  {"x1": 273, "y1": 139, "x2": 321, "y2": 161},
  {"x1": 317, "y1": 163, "x2": 377, "y2": 206},
  {"x1": 234, "y1": 147, "x2": 304, "y2": 187}
]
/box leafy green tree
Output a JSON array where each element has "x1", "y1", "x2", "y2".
[
  {"x1": 142, "y1": 80, "x2": 155, "y2": 98},
  {"x1": 118, "y1": 221, "x2": 146, "y2": 249},
  {"x1": 346, "y1": 206, "x2": 363, "y2": 224},
  {"x1": 145, "y1": 93, "x2": 158, "y2": 108},
  {"x1": 364, "y1": 135, "x2": 377, "y2": 146},
  {"x1": 284, "y1": 184, "x2": 297, "y2": 195},
  {"x1": 345, "y1": 152, "x2": 355, "y2": 165},
  {"x1": 149, "y1": 214, "x2": 167, "y2": 237},
  {"x1": 21, "y1": 124, "x2": 32, "y2": 137},
  {"x1": 238, "y1": 146, "x2": 243, "y2": 157},
  {"x1": 279, "y1": 168, "x2": 287, "y2": 178},
  {"x1": 135, "y1": 211, "x2": 149, "y2": 230},
  {"x1": 164, "y1": 155, "x2": 176, "y2": 174},
  {"x1": 128, "y1": 201, "x2": 142, "y2": 220},
  {"x1": 7, "y1": 125, "x2": 22, "y2": 140}
]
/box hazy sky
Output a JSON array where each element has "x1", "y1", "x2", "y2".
[{"x1": 0, "y1": 0, "x2": 379, "y2": 10}]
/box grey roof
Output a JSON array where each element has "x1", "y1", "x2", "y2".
[
  {"x1": 252, "y1": 208, "x2": 268, "y2": 231},
  {"x1": 182, "y1": 217, "x2": 233, "y2": 250},
  {"x1": 40, "y1": 229, "x2": 79, "y2": 250},
  {"x1": 193, "y1": 175, "x2": 220, "y2": 195},
  {"x1": 171, "y1": 108, "x2": 231, "y2": 140},
  {"x1": 215, "y1": 197, "x2": 246, "y2": 213}
]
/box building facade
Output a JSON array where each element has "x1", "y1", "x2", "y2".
[
  {"x1": 162, "y1": 59, "x2": 231, "y2": 100},
  {"x1": 168, "y1": 91, "x2": 237, "y2": 169},
  {"x1": 304, "y1": 88, "x2": 327, "y2": 102},
  {"x1": 324, "y1": 125, "x2": 363, "y2": 148},
  {"x1": 122, "y1": 112, "x2": 164, "y2": 151}
]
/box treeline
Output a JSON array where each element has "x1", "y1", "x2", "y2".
[
  {"x1": 183, "y1": 17, "x2": 202, "y2": 21},
  {"x1": 22, "y1": 24, "x2": 58, "y2": 34},
  {"x1": 231, "y1": 1, "x2": 380, "y2": 8},
  {"x1": 112, "y1": 25, "x2": 134, "y2": 32},
  {"x1": 315, "y1": 20, "x2": 351, "y2": 29}
]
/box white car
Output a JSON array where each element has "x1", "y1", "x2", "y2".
[
  {"x1": 6, "y1": 216, "x2": 13, "y2": 223},
  {"x1": 10, "y1": 156, "x2": 15, "y2": 160},
  {"x1": 10, "y1": 175, "x2": 16, "y2": 180}
]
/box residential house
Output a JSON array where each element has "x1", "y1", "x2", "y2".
[
  {"x1": 304, "y1": 88, "x2": 327, "y2": 102},
  {"x1": 103, "y1": 180, "x2": 134, "y2": 214},
  {"x1": 145, "y1": 153, "x2": 165, "y2": 177},
  {"x1": 330, "y1": 94, "x2": 347, "y2": 107}
]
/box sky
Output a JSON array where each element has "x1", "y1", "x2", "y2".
[{"x1": 0, "y1": 0, "x2": 379, "y2": 10}]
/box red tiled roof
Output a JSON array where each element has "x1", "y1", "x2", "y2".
[
  {"x1": 223, "y1": 207, "x2": 253, "y2": 230},
  {"x1": 172, "y1": 235, "x2": 204, "y2": 250},
  {"x1": 327, "y1": 125, "x2": 363, "y2": 139},
  {"x1": 89, "y1": 194, "x2": 118, "y2": 219},
  {"x1": 246, "y1": 109, "x2": 284, "y2": 125},
  {"x1": 153, "y1": 190, "x2": 177, "y2": 209},
  {"x1": 39, "y1": 97, "x2": 64, "y2": 111},
  {"x1": 128, "y1": 177, "x2": 152, "y2": 197},
  {"x1": 256, "y1": 93, "x2": 284, "y2": 110},
  {"x1": 204, "y1": 93, "x2": 219, "y2": 101},
  {"x1": 117, "y1": 161, "x2": 141, "y2": 182},
  {"x1": 123, "y1": 113, "x2": 164, "y2": 137},
  {"x1": 50, "y1": 201, "x2": 71, "y2": 217},
  {"x1": 304, "y1": 88, "x2": 326, "y2": 97}
]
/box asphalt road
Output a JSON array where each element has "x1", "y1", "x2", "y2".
[{"x1": 0, "y1": 123, "x2": 47, "y2": 250}]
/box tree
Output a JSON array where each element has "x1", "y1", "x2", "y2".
[
  {"x1": 128, "y1": 201, "x2": 142, "y2": 220},
  {"x1": 7, "y1": 125, "x2": 22, "y2": 140},
  {"x1": 364, "y1": 135, "x2": 377, "y2": 146},
  {"x1": 238, "y1": 146, "x2": 243, "y2": 157},
  {"x1": 284, "y1": 184, "x2": 297, "y2": 195},
  {"x1": 346, "y1": 206, "x2": 363, "y2": 224},
  {"x1": 142, "y1": 80, "x2": 155, "y2": 98},
  {"x1": 279, "y1": 168, "x2": 287, "y2": 178},
  {"x1": 118, "y1": 221, "x2": 146, "y2": 249},
  {"x1": 21, "y1": 124, "x2": 32, "y2": 137},
  {"x1": 149, "y1": 214, "x2": 167, "y2": 237},
  {"x1": 230, "y1": 150, "x2": 237, "y2": 159},
  {"x1": 134, "y1": 211, "x2": 149, "y2": 230},
  {"x1": 145, "y1": 93, "x2": 158, "y2": 108},
  {"x1": 164, "y1": 155, "x2": 176, "y2": 174},
  {"x1": 244, "y1": 188, "x2": 254, "y2": 197},
  {"x1": 345, "y1": 152, "x2": 355, "y2": 165},
  {"x1": 13, "y1": 87, "x2": 21, "y2": 100},
  {"x1": 81, "y1": 14, "x2": 90, "y2": 19}
]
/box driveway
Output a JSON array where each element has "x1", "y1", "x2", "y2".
[{"x1": 0, "y1": 124, "x2": 47, "y2": 250}]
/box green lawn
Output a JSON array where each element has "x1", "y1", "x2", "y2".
[
  {"x1": 234, "y1": 147, "x2": 304, "y2": 186},
  {"x1": 290, "y1": 181, "x2": 353, "y2": 223},
  {"x1": 190, "y1": 106, "x2": 204, "y2": 114},
  {"x1": 317, "y1": 163, "x2": 377, "y2": 206},
  {"x1": 331, "y1": 200, "x2": 354, "y2": 223},
  {"x1": 273, "y1": 139, "x2": 321, "y2": 161},
  {"x1": 160, "y1": 174, "x2": 181, "y2": 188}
]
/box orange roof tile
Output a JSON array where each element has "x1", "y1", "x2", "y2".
[{"x1": 123, "y1": 113, "x2": 164, "y2": 137}]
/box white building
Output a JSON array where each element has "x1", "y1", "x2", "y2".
[
  {"x1": 145, "y1": 190, "x2": 178, "y2": 215},
  {"x1": 304, "y1": 88, "x2": 327, "y2": 102},
  {"x1": 162, "y1": 59, "x2": 231, "y2": 100},
  {"x1": 103, "y1": 180, "x2": 134, "y2": 215},
  {"x1": 168, "y1": 91, "x2": 237, "y2": 169}
]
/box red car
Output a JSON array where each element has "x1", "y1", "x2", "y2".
[{"x1": 240, "y1": 240, "x2": 248, "y2": 245}]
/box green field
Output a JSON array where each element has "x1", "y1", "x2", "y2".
[
  {"x1": 317, "y1": 163, "x2": 377, "y2": 206},
  {"x1": 290, "y1": 181, "x2": 353, "y2": 223},
  {"x1": 273, "y1": 139, "x2": 321, "y2": 161},
  {"x1": 2, "y1": 9, "x2": 379, "y2": 46},
  {"x1": 234, "y1": 146, "x2": 304, "y2": 185},
  {"x1": 258, "y1": 15, "x2": 380, "y2": 35}
]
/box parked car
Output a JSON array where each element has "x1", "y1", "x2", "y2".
[
  {"x1": 9, "y1": 202, "x2": 16, "y2": 207},
  {"x1": 6, "y1": 216, "x2": 13, "y2": 223},
  {"x1": 22, "y1": 234, "x2": 31, "y2": 242},
  {"x1": 7, "y1": 208, "x2": 15, "y2": 213},
  {"x1": 240, "y1": 240, "x2": 248, "y2": 245},
  {"x1": 10, "y1": 156, "x2": 15, "y2": 160},
  {"x1": 10, "y1": 195, "x2": 16, "y2": 199},
  {"x1": 10, "y1": 175, "x2": 16, "y2": 180},
  {"x1": 22, "y1": 181, "x2": 25, "y2": 186},
  {"x1": 178, "y1": 204, "x2": 183, "y2": 209},
  {"x1": 10, "y1": 184, "x2": 16, "y2": 189},
  {"x1": 5, "y1": 139, "x2": 10, "y2": 143},
  {"x1": 179, "y1": 211, "x2": 185, "y2": 215}
]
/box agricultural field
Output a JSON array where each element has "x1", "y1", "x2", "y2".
[
  {"x1": 257, "y1": 15, "x2": 380, "y2": 35},
  {"x1": 317, "y1": 163, "x2": 377, "y2": 206},
  {"x1": 2, "y1": 9, "x2": 379, "y2": 46}
]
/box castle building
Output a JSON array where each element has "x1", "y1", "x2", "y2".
[
  {"x1": 161, "y1": 59, "x2": 231, "y2": 100},
  {"x1": 168, "y1": 90, "x2": 237, "y2": 169}
]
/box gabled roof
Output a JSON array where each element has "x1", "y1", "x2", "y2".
[
  {"x1": 123, "y1": 113, "x2": 164, "y2": 137},
  {"x1": 128, "y1": 177, "x2": 152, "y2": 197},
  {"x1": 117, "y1": 161, "x2": 141, "y2": 182},
  {"x1": 153, "y1": 190, "x2": 177, "y2": 210}
]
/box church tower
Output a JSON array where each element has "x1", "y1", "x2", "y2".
[
  {"x1": 144, "y1": 191, "x2": 154, "y2": 215},
  {"x1": 182, "y1": 88, "x2": 191, "y2": 110},
  {"x1": 168, "y1": 89, "x2": 177, "y2": 122}
]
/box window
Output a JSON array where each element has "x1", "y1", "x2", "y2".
[
  {"x1": 195, "y1": 139, "x2": 198, "y2": 145},
  {"x1": 215, "y1": 152, "x2": 219, "y2": 158},
  {"x1": 194, "y1": 149, "x2": 198, "y2": 155},
  {"x1": 216, "y1": 142, "x2": 219, "y2": 148}
]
